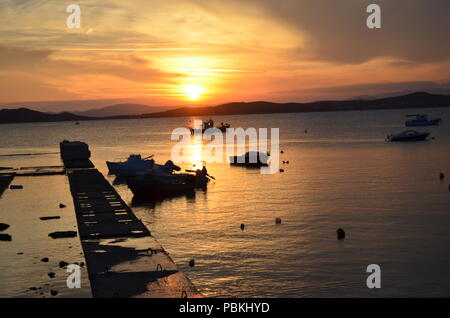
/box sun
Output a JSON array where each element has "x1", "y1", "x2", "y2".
[{"x1": 182, "y1": 84, "x2": 205, "y2": 101}]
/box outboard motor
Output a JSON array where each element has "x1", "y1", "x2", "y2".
[{"x1": 164, "y1": 160, "x2": 181, "y2": 172}]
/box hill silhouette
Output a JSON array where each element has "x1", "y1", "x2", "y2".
[
  {"x1": 1, "y1": 92, "x2": 449, "y2": 124},
  {"x1": 71, "y1": 103, "x2": 174, "y2": 117},
  {"x1": 113, "y1": 92, "x2": 450, "y2": 119},
  {"x1": 0, "y1": 108, "x2": 92, "y2": 124}
]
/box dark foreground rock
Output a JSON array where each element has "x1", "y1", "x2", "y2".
[
  {"x1": 0, "y1": 233, "x2": 12, "y2": 241},
  {"x1": 48, "y1": 231, "x2": 77, "y2": 239}
]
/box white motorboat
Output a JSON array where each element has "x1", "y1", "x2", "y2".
[
  {"x1": 405, "y1": 114, "x2": 441, "y2": 127},
  {"x1": 106, "y1": 154, "x2": 181, "y2": 177},
  {"x1": 106, "y1": 154, "x2": 154, "y2": 176}
]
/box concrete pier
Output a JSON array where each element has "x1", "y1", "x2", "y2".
[{"x1": 62, "y1": 141, "x2": 200, "y2": 298}]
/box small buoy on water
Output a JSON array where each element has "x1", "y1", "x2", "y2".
[
  {"x1": 337, "y1": 228, "x2": 345, "y2": 240},
  {"x1": 440, "y1": 173, "x2": 445, "y2": 180},
  {"x1": 279, "y1": 169, "x2": 284, "y2": 173},
  {"x1": 275, "y1": 217, "x2": 282, "y2": 224},
  {"x1": 41, "y1": 257, "x2": 49, "y2": 263},
  {"x1": 59, "y1": 203, "x2": 66, "y2": 208},
  {"x1": 240, "y1": 223, "x2": 245, "y2": 230},
  {"x1": 286, "y1": 161, "x2": 289, "y2": 164},
  {"x1": 280, "y1": 150, "x2": 284, "y2": 154},
  {"x1": 189, "y1": 259, "x2": 195, "y2": 267}
]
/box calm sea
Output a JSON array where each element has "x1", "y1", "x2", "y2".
[{"x1": 1, "y1": 107, "x2": 450, "y2": 297}]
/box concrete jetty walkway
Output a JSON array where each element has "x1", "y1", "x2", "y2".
[{"x1": 62, "y1": 142, "x2": 201, "y2": 298}]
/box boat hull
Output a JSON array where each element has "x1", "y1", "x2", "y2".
[
  {"x1": 127, "y1": 174, "x2": 207, "y2": 198},
  {"x1": 128, "y1": 180, "x2": 195, "y2": 198},
  {"x1": 405, "y1": 118, "x2": 441, "y2": 126},
  {"x1": 389, "y1": 132, "x2": 430, "y2": 142}
]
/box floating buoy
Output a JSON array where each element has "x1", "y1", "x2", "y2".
[
  {"x1": 279, "y1": 169, "x2": 284, "y2": 173},
  {"x1": 275, "y1": 217, "x2": 282, "y2": 224},
  {"x1": 282, "y1": 161, "x2": 286, "y2": 164},
  {"x1": 41, "y1": 257, "x2": 49, "y2": 263},
  {"x1": 189, "y1": 259, "x2": 195, "y2": 267},
  {"x1": 280, "y1": 150, "x2": 284, "y2": 154},
  {"x1": 440, "y1": 173, "x2": 445, "y2": 180},
  {"x1": 286, "y1": 161, "x2": 289, "y2": 164},
  {"x1": 337, "y1": 228, "x2": 346, "y2": 240},
  {"x1": 59, "y1": 203, "x2": 66, "y2": 208},
  {"x1": 240, "y1": 223, "x2": 245, "y2": 230}
]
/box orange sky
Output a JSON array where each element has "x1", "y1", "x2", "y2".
[{"x1": 0, "y1": 0, "x2": 449, "y2": 111}]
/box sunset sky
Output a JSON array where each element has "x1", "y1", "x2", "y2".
[{"x1": 0, "y1": 0, "x2": 449, "y2": 111}]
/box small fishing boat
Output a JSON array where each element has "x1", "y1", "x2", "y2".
[
  {"x1": 190, "y1": 119, "x2": 231, "y2": 134},
  {"x1": 405, "y1": 114, "x2": 441, "y2": 127},
  {"x1": 230, "y1": 151, "x2": 270, "y2": 167},
  {"x1": 386, "y1": 130, "x2": 430, "y2": 142}
]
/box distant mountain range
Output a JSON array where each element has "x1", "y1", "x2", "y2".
[
  {"x1": 0, "y1": 107, "x2": 90, "y2": 124},
  {"x1": 70, "y1": 103, "x2": 174, "y2": 117},
  {"x1": 1, "y1": 92, "x2": 449, "y2": 124}
]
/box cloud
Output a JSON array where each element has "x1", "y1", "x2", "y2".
[
  {"x1": 0, "y1": 0, "x2": 449, "y2": 106},
  {"x1": 0, "y1": 46, "x2": 180, "y2": 103},
  {"x1": 191, "y1": 0, "x2": 450, "y2": 64}
]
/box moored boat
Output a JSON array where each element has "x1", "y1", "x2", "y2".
[
  {"x1": 230, "y1": 151, "x2": 270, "y2": 167},
  {"x1": 106, "y1": 155, "x2": 181, "y2": 177},
  {"x1": 405, "y1": 114, "x2": 441, "y2": 127},
  {"x1": 106, "y1": 154, "x2": 155, "y2": 176},
  {"x1": 127, "y1": 168, "x2": 210, "y2": 198},
  {"x1": 189, "y1": 119, "x2": 231, "y2": 134},
  {"x1": 387, "y1": 130, "x2": 430, "y2": 142}
]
